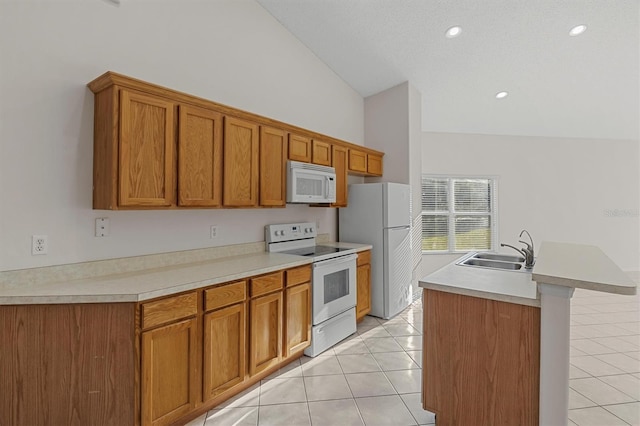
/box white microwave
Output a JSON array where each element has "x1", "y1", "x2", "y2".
[{"x1": 287, "y1": 161, "x2": 336, "y2": 204}]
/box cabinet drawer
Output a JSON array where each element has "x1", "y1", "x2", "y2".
[
  {"x1": 251, "y1": 272, "x2": 283, "y2": 297},
  {"x1": 142, "y1": 292, "x2": 198, "y2": 330},
  {"x1": 205, "y1": 280, "x2": 247, "y2": 312},
  {"x1": 357, "y1": 250, "x2": 371, "y2": 266},
  {"x1": 286, "y1": 265, "x2": 312, "y2": 287}
]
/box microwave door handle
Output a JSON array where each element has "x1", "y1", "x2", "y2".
[{"x1": 325, "y1": 176, "x2": 329, "y2": 198}]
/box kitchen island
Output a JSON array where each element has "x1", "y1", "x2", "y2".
[{"x1": 419, "y1": 241, "x2": 636, "y2": 426}]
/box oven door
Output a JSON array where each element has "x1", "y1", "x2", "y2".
[{"x1": 312, "y1": 253, "x2": 357, "y2": 325}]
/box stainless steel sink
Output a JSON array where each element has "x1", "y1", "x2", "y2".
[
  {"x1": 461, "y1": 258, "x2": 523, "y2": 270},
  {"x1": 473, "y1": 253, "x2": 525, "y2": 263},
  {"x1": 456, "y1": 252, "x2": 530, "y2": 273}
]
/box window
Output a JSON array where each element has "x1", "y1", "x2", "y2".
[{"x1": 421, "y1": 176, "x2": 497, "y2": 253}]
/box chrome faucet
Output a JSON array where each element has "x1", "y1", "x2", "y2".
[{"x1": 501, "y1": 229, "x2": 535, "y2": 269}]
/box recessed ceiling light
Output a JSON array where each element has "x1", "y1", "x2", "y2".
[
  {"x1": 495, "y1": 91, "x2": 508, "y2": 99},
  {"x1": 445, "y1": 26, "x2": 462, "y2": 38},
  {"x1": 569, "y1": 25, "x2": 587, "y2": 36}
]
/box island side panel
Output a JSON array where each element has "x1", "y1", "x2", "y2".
[
  {"x1": 0, "y1": 303, "x2": 137, "y2": 426},
  {"x1": 422, "y1": 289, "x2": 540, "y2": 426}
]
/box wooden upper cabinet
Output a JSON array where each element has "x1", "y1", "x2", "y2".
[
  {"x1": 288, "y1": 134, "x2": 311, "y2": 162},
  {"x1": 223, "y1": 117, "x2": 259, "y2": 207},
  {"x1": 331, "y1": 145, "x2": 348, "y2": 207},
  {"x1": 88, "y1": 72, "x2": 385, "y2": 210},
  {"x1": 178, "y1": 105, "x2": 223, "y2": 207},
  {"x1": 348, "y1": 149, "x2": 367, "y2": 173},
  {"x1": 259, "y1": 127, "x2": 287, "y2": 207},
  {"x1": 119, "y1": 89, "x2": 175, "y2": 207},
  {"x1": 367, "y1": 154, "x2": 383, "y2": 176},
  {"x1": 311, "y1": 140, "x2": 331, "y2": 166}
]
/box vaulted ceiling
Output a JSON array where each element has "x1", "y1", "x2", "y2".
[{"x1": 257, "y1": 0, "x2": 639, "y2": 141}]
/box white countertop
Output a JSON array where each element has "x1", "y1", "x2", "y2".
[
  {"x1": 419, "y1": 253, "x2": 540, "y2": 307},
  {"x1": 419, "y1": 242, "x2": 637, "y2": 306},
  {"x1": 0, "y1": 242, "x2": 372, "y2": 305},
  {"x1": 533, "y1": 241, "x2": 637, "y2": 295}
]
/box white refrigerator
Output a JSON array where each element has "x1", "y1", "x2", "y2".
[{"x1": 339, "y1": 182, "x2": 412, "y2": 319}]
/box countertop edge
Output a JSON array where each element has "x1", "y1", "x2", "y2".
[
  {"x1": 532, "y1": 272, "x2": 637, "y2": 296},
  {"x1": 0, "y1": 254, "x2": 315, "y2": 305},
  {"x1": 420, "y1": 281, "x2": 541, "y2": 308},
  {"x1": 0, "y1": 241, "x2": 371, "y2": 305},
  {"x1": 533, "y1": 242, "x2": 637, "y2": 296}
]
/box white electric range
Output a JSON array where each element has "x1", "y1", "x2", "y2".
[{"x1": 265, "y1": 222, "x2": 358, "y2": 357}]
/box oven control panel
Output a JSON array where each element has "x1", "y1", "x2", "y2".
[{"x1": 265, "y1": 222, "x2": 317, "y2": 243}]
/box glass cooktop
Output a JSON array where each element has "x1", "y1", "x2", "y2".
[{"x1": 281, "y1": 245, "x2": 352, "y2": 257}]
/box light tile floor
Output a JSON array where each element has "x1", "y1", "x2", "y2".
[
  {"x1": 568, "y1": 283, "x2": 640, "y2": 426},
  {"x1": 187, "y1": 278, "x2": 639, "y2": 426}
]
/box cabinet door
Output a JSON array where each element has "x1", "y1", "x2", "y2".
[
  {"x1": 141, "y1": 318, "x2": 198, "y2": 426},
  {"x1": 288, "y1": 134, "x2": 311, "y2": 162},
  {"x1": 356, "y1": 263, "x2": 371, "y2": 320},
  {"x1": 259, "y1": 126, "x2": 287, "y2": 207},
  {"x1": 423, "y1": 289, "x2": 540, "y2": 425},
  {"x1": 119, "y1": 89, "x2": 175, "y2": 207},
  {"x1": 284, "y1": 283, "x2": 312, "y2": 357},
  {"x1": 367, "y1": 154, "x2": 383, "y2": 176},
  {"x1": 178, "y1": 105, "x2": 222, "y2": 206},
  {"x1": 311, "y1": 140, "x2": 331, "y2": 166},
  {"x1": 223, "y1": 117, "x2": 259, "y2": 206},
  {"x1": 203, "y1": 303, "x2": 246, "y2": 401},
  {"x1": 348, "y1": 149, "x2": 367, "y2": 173},
  {"x1": 249, "y1": 292, "x2": 283, "y2": 376},
  {"x1": 331, "y1": 145, "x2": 348, "y2": 207}
]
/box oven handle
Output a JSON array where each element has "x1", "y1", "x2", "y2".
[{"x1": 312, "y1": 253, "x2": 358, "y2": 268}]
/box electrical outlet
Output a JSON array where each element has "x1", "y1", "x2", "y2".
[
  {"x1": 210, "y1": 225, "x2": 218, "y2": 239},
  {"x1": 95, "y1": 218, "x2": 110, "y2": 237},
  {"x1": 32, "y1": 235, "x2": 48, "y2": 255}
]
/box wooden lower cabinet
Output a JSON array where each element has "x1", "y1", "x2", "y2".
[
  {"x1": 284, "y1": 282, "x2": 312, "y2": 357},
  {"x1": 141, "y1": 318, "x2": 199, "y2": 426},
  {"x1": 0, "y1": 303, "x2": 136, "y2": 426},
  {"x1": 203, "y1": 303, "x2": 246, "y2": 401},
  {"x1": 249, "y1": 291, "x2": 283, "y2": 376},
  {"x1": 356, "y1": 250, "x2": 372, "y2": 320},
  {"x1": 422, "y1": 289, "x2": 540, "y2": 426},
  {"x1": 2, "y1": 266, "x2": 311, "y2": 426}
]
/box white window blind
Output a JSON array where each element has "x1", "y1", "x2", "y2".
[{"x1": 422, "y1": 176, "x2": 497, "y2": 253}]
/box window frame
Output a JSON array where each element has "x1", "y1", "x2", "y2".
[{"x1": 421, "y1": 175, "x2": 499, "y2": 254}]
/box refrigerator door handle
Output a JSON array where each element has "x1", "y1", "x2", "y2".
[{"x1": 389, "y1": 225, "x2": 410, "y2": 230}]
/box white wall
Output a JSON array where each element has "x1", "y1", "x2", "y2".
[
  {"x1": 363, "y1": 82, "x2": 423, "y2": 300},
  {"x1": 0, "y1": 0, "x2": 364, "y2": 272},
  {"x1": 364, "y1": 83, "x2": 409, "y2": 184},
  {"x1": 421, "y1": 132, "x2": 640, "y2": 275}
]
